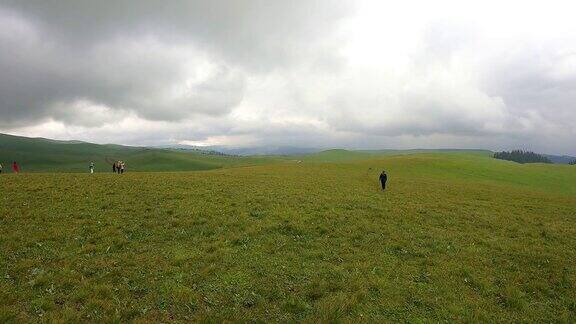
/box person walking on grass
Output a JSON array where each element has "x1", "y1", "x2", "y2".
[
  {"x1": 379, "y1": 170, "x2": 388, "y2": 190},
  {"x1": 0, "y1": 163, "x2": 3, "y2": 174},
  {"x1": 112, "y1": 162, "x2": 117, "y2": 173},
  {"x1": 120, "y1": 161, "x2": 125, "y2": 174},
  {"x1": 12, "y1": 161, "x2": 20, "y2": 173},
  {"x1": 89, "y1": 162, "x2": 94, "y2": 174}
]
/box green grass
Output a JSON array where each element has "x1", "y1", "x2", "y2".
[{"x1": 1, "y1": 154, "x2": 575, "y2": 322}]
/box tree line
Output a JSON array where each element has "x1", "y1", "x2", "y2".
[{"x1": 493, "y1": 150, "x2": 552, "y2": 164}]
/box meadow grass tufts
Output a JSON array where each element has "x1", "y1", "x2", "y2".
[{"x1": 1, "y1": 153, "x2": 575, "y2": 321}]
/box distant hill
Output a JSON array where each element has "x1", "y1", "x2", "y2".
[
  {"x1": 544, "y1": 154, "x2": 576, "y2": 165},
  {"x1": 3, "y1": 132, "x2": 572, "y2": 172},
  {"x1": 491, "y1": 150, "x2": 576, "y2": 165},
  {"x1": 0, "y1": 133, "x2": 275, "y2": 172},
  {"x1": 158, "y1": 144, "x2": 321, "y2": 156},
  {"x1": 295, "y1": 148, "x2": 493, "y2": 163}
]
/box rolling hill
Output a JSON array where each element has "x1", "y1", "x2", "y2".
[
  {"x1": 293, "y1": 148, "x2": 493, "y2": 163},
  {"x1": 1, "y1": 133, "x2": 574, "y2": 173},
  {"x1": 0, "y1": 133, "x2": 275, "y2": 172}
]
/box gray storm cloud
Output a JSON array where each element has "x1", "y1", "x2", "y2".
[
  {"x1": 0, "y1": 0, "x2": 575, "y2": 154},
  {"x1": 0, "y1": 0, "x2": 349, "y2": 126}
]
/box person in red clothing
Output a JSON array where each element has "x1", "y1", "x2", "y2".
[{"x1": 12, "y1": 161, "x2": 20, "y2": 173}]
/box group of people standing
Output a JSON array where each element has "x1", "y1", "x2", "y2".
[
  {"x1": 0, "y1": 162, "x2": 20, "y2": 174},
  {"x1": 87, "y1": 160, "x2": 126, "y2": 174},
  {"x1": 112, "y1": 161, "x2": 126, "y2": 174}
]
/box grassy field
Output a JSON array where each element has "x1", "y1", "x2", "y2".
[{"x1": 1, "y1": 153, "x2": 575, "y2": 322}]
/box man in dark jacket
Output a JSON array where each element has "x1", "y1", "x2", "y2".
[{"x1": 379, "y1": 171, "x2": 387, "y2": 190}]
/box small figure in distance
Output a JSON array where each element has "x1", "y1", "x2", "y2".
[
  {"x1": 89, "y1": 161, "x2": 95, "y2": 174},
  {"x1": 112, "y1": 162, "x2": 117, "y2": 173},
  {"x1": 0, "y1": 163, "x2": 3, "y2": 174},
  {"x1": 379, "y1": 170, "x2": 388, "y2": 191},
  {"x1": 120, "y1": 161, "x2": 125, "y2": 174},
  {"x1": 12, "y1": 161, "x2": 20, "y2": 174},
  {"x1": 117, "y1": 161, "x2": 121, "y2": 174}
]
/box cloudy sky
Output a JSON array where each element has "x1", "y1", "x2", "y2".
[{"x1": 1, "y1": 0, "x2": 575, "y2": 154}]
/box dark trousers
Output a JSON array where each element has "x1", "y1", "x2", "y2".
[{"x1": 380, "y1": 181, "x2": 386, "y2": 190}]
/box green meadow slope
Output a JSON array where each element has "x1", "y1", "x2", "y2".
[
  {"x1": 0, "y1": 133, "x2": 275, "y2": 172},
  {"x1": 0, "y1": 132, "x2": 493, "y2": 172},
  {"x1": 294, "y1": 148, "x2": 492, "y2": 163},
  {"x1": 1, "y1": 153, "x2": 575, "y2": 322}
]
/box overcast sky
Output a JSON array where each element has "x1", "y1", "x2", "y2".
[{"x1": 1, "y1": 0, "x2": 575, "y2": 154}]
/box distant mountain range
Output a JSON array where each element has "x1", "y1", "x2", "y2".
[
  {"x1": 154, "y1": 144, "x2": 321, "y2": 156},
  {"x1": 543, "y1": 154, "x2": 576, "y2": 164}
]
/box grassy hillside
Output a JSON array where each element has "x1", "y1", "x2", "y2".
[
  {"x1": 0, "y1": 133, "x2": 493, "y2": 172},
  {"x1": 1, "y1": 154, "x2": 575, "y2": 322},
  {"x1": 0, "y1": 133, "x2": 275, "y2": 172},
  {"x1": 295, "y1": 148, "x2": 492, "y2": 163}
]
